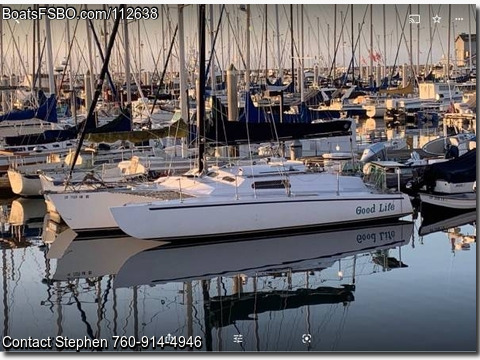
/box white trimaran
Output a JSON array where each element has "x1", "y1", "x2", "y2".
[
  {"x1": 45, "y1": 5, "x2": 413, "y2": 239},
  {"x1": 108, "y1": 5, "x2": 412, "y2": 240}
]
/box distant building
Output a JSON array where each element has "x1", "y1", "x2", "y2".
[{"x1": 455, "y1": 33, "x2": 476, "y2": 67}]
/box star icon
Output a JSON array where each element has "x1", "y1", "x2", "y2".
[{"x1": 432, "y1": 15, "x2": 441, "y2": 23}]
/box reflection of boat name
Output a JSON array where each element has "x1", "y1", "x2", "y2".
[
  {"x1": 66, "y1": 270, "x2": 93, "y2": 279},
  {"x1": 357, "y1": 230, "x2": 396, "y2": 243},
  {"x1": 356, "y1": 202, "x2": 395, "y2": 215}
]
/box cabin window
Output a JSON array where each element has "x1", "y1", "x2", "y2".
[
  {"x1": 251, "y1": 180, "x2": 290, "y2": 189},
  {"x1": 221, "y1": 176, "x2": 236, "y2": 183}
]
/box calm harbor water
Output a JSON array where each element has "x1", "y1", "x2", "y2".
[{"x1": 0, "y1": 196, "x2": 476, "y2": 352}]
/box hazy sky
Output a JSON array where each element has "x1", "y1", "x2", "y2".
[{"x1": 1, "y1": 3, "x2": 476, "y2": 76}]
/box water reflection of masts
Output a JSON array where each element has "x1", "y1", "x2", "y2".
[
  {"x1": 113, "y1": 284, "x2": 118, "y2": 338},
  {"x1": 43, "y1": 246, "x2": 55, "y2": 313},
  {"x1": 306, "y1": 272, "x2": 311, "y2": 352},
  {"x1": 72, "y1": 280, "x2": 96, "y2": 340},
  {"x1": 96, "y1": 281, "x2": 102, "y2": 342},
  {"x1": 202, "y1": 273, "x2": 355, "y2": 351},
  {"x1": 253, "y1": 275, "x2": 260, "y2": 352},
  {"x1": 56, "y1": 282, "x2": 63, "y2": 338},
  {"x1": 232, "y1": 274, "x2": 245, "y2": 351},
  {"x1": 186, "y1": 281, "x2": 193, "y2": 352},
  {"x1": 202, "y1": 280, "x2": 213, "y2": 351},
  {"x1": 217, "y1": 278, "x2": 223, "y2": 351},
  {"x1": 2, "y1": 248, "x2": 8, "y2": 350},
  {"x1": 372, "y1": 248, "x2": 408, "y2": 271},
  {"x1": 133, "y1": 286, "x2": 139, "y2": 351}
]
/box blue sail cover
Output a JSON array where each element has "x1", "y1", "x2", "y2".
[
  {"x1": 207, "y1": 95, "x2": 352, "y2": 145},
  {"x1": 86, "y1": 108, "x2": 132, "y2": 133},
  {"x1": 4, "y1": 108, "x2": 132, "y2": 146},
  {"x1": 0, "y1": 94, "x2": 57, "y2": 123},
  {"x1": 238, "y1": 92, "x2": 332, "y2": 124}
]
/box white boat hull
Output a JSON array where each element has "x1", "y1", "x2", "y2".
[
  {"x1": 419, "y1": 192, "x2": 476, "y2": 210},
  {"x1": 111, "y1": 193, "x2": 413, "y2": 240},
  {"x1": 45, "y1": 190, "x2": 165, "y2": 232},
  {"x1": 434, "y1": 180, "x2": 476, "y2": 194},
  {"x1": 7, "y1": 169, "x2": 43, "y2": 197}
]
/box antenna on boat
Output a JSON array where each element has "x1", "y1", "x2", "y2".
[{"x1": 64, "y1": 5, "x2": 124, "y2": 187}]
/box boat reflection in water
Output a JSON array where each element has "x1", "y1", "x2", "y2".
[
  {"x1": 52, "y1": 234, "x2": 163, "y2": 280},
  {"x1": 38, "y1": 221, "x2": 413, "y2": 351},
  {"x1": 419, "y1": 206, "x2": 476, "y2": 252},
  {"x1": 114, "y1": 221, "x2": 413, "y2": 287},
  {"x1": 0, "y1": 197, "x2": 46, "y2": 248}
]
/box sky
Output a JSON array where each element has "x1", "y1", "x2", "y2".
[{"x1": 0, "y1": 3, "x2": 477, "y2": 77}]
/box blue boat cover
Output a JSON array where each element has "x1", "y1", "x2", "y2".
[{"x1": 0, "y1": 94, "x2": 57, "y2": 123}]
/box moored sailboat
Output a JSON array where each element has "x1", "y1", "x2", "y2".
[{"x1": 109, "y1": 6, "x2": 413, "y2": 241}]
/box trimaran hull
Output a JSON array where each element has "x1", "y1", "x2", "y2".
[{"x1": 111, "y1": 193, "x2": 412, "y2": 240}]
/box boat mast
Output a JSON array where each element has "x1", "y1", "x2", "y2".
[
  {"x1": 408, "y1": 4, "x2": 413, "y2": 79},
  {"x1": 370, "y1": 4, "x2": 373, "y2": 79},
  {"x1": 427, "y1": 5, "x2": 432, "y2": 73},
  {"x1": 6, "y1": 22, "x2": 31, "y2": 90},
  {"x1": 31, "y1": 9, "x2": 36, "y2": 92},
  {"x1": 245, "y1": 5, "x2": 250, "y2": 92},
  {"x1": 137, "y1": 19, "x2": 142, "y2": 86},
  {"x1": 209, "y1": 4, "x2": 215, "y2": 92},
  {"x1": 123, "y1": 17, "x2": 131, "y2": 105},
  {"x1": 103, "y1": 5, "x2": 108, "y2": 99},
  {"x1": 383, "y1": 5, "x2": 386, "y2": 80},
  {"x1": 300, "y1": 4, "x2": 304, "y2": 102},
  {"x1": 66, "y1": 6, "x2": 124, "y2": 184},
  {"x1": 358, "y1": 22, "x2": 362, "y2": 81},
  {"x1": 446, "y1": 5, "x2": 451, "y2": 80},
  {"x1": 178, "y1": 5, "x2": 188, "y2": 122},
  {"x1": 85, "y1": 6, "x2": 95, "y2": 100},
  {"x1": 290, "y1": 5, "x2": 294, "y2": 91},
  {"x1": 275, "y1": 5, "x2": 283, "y2": 82},
  {"x1": 88, "y1": 20, "x2": 118, "y2": 102},
  {"x1": 341, "y1": 10, "x2": 345, "y2": 73},
  {"x1": 44, "y1": 14, "x2": 55, "y2": 95},
  {"x1": 36, "y1": 8, "x2": 40, "y2": 86},
  {"x1": 351, "y1": 4, "x2": 354, "y2": 82},
  {"x1": 66, "y1": 22, "x2": 76, "y2": 124},
  {"x1": 0, "y1": 4, "x2": 5, "y2": 111},
  {"x1": 102, "y1": 5, "x2": 108, "y2": 52},
  {"x1": 197, "y1": 4, "x2": 206, "y2": 173},
  {"x1": 417, "y1": 4, "x2": 420, "y2": 76},
  {"x1": 333, "y1": 5, "x2": 337, "y2": 79},
  {"x1": 468, "y1": 5, "x2": 472, "y2": 72},
  {"x1": 265, "y1": 5, "x2": 268, "y2": 81},
  {"x1": 327, "y1": 21, "x2": 330, "y2": 73}
]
